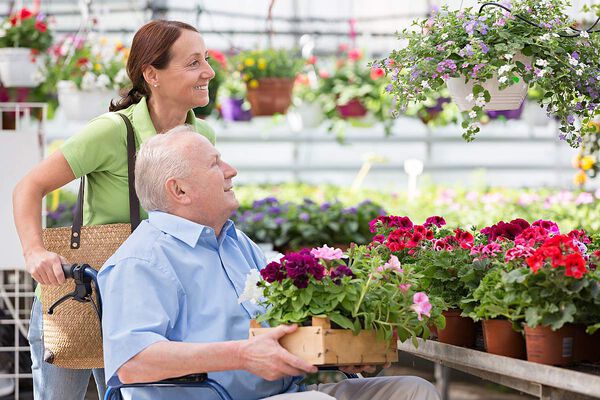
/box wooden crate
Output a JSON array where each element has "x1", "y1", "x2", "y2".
[{"x1": 249, "y1": 316, "x2": 398, "y2": 366}]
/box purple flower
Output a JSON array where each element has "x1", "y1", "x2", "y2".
[
  {"x1": 320, "y1": 202, "x2": 331, "y2": 211},
  {"x1": 274, "y1": 217, "x2": 286, "y2": 225},
  {"x1": 424, "y1": 216, "x2": 446, "y2": 228},
  {"x1": 480, "y1": 42, "x2": 489, "y2": 54},
  {"x1": 571, "y1": 52, "x2": 580, "y2": 60},
  {"x1": 299, "y1": 213, "x2": 310, "y2": 222},
  {"x1": 567, "y1": 115, "x2": 575, "y2": 124},
  {"x1": 260, "y1": 261, "x2": 287, "y2": 283},
  {"x1": 342, "y1": 207, "x2": 357, "y2": 215},
  {"x1": 330, "y1": 265, "x2": 355, "y2": 284},
  {"x1": 282, "y1": 249, "x2": 325, "y2": 287},
  {"x1": 385, "y1": 84, "x2": 393, "y2": 93},
  {"x1": 252, "y1": 213, "x2": 265, "y2": 222},
  {"x1": 268, "y1": 206, "x2": 281, "y2": 215},
  {"x1": 464, "y1": 20, "x2": 478, "y2": 35}
]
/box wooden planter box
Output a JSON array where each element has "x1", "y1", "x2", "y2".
[{"x1": 249, "y1": 317, "x2": 398, "y2": 366}]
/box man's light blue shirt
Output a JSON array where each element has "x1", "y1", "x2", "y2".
[{"x1": 98, "y1": 211, "x2": 302, "y2": 400}]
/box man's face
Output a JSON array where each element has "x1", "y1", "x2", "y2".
[{"x1": 177, "y1": 135, "x2": 238, "y2": 226}]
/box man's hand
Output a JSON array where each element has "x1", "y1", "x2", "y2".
[
  {"x1": 239, "y1": 324, "x2": 318, "y2": 381},
  {"x1": 25, "y1": 248, "x2": 67, "y2": 285},
  {"x1": 339, "y1": 362, "x2": 391, "y2": 375}
]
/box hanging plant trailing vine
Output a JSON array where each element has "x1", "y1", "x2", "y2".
[{"x1": 377, "y1": 0, "x2": 600, "y2": 147}]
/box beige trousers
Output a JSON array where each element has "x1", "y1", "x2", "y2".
[{"x1": 262, "y1": 376, "x2": 440, "y2": 400}]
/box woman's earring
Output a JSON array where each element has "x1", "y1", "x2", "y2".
[{"x1": 153, "y1": 83, "x2": 158, "y2": 87}]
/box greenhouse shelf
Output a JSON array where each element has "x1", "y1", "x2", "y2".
[{"x1": 398, "y1": 338, "x2": 600, "y2": 400}]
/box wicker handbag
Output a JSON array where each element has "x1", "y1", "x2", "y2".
[{"x1": 40, "y1": 113, "x2": 141, "y2": 369}]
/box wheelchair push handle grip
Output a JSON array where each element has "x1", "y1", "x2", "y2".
[{"x1": 61, "y1": 263, "x2": 75, "y2": 279}]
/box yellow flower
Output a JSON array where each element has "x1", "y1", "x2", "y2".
[
  {"x1": 242, "y1": 74, "x2": 250, "y2": 82},
  {"x1": 257, "y1": 58, "x2": 267, "y2": 70},
  {"x1": 248, "y1": 79, "x2": 259, "y2": 89},
  {"x1": 587, "y1": 121, "x2": 600, "y2": 133},
  {"x1": 244, "y1": 58, "x2": 255, "y2": 67},
  {"x1": 574, "y1": 170, "x2": 587, "y2": 186},
  {"x1": 580, "y1": 156, "x2": 595, "y2": 171},
  {"x1": 94, "y1": 63, "x2": 102, "y2": 72}
]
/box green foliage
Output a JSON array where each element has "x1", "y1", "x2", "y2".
[{"x1": 234, "y1": 49, "x2": 304, "y2": 81}]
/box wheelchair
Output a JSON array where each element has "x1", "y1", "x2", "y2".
[{"x1": 51, "y1": 263, "x2": 357, "y2": 400}]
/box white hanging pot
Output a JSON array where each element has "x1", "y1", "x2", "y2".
[
  {"x1": 447, "y1": 53, "x2": 532, "y2": 112},
  {"x1": 0, "y1": 48, "x2": 41, "y2": 88},
  {"x1": 57, "y1": 81, "x2": 119, "y2": 121}
]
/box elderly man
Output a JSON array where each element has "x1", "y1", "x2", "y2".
[{"x1": 98, "y1": 126, "x2": 440, "y2": 400}]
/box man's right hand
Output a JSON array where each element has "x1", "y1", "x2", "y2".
[
  {"x1": 25, "y1": 248, "x2": 66, "y2": 285},
  {"x1": 239, "y1": 324, "x2": 317, "y2": 381}
]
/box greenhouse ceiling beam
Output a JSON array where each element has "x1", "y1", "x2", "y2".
[
  {"x1": 50, "y1": 28, "x2": 398, "y2": 37},
  {"x1": 232, "y1": 164, "x2": 572, "y2": 173}
]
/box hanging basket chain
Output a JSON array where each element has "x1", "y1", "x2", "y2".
[{"x1": 478, "y1": 2, "x2": 600, "y2": 38}]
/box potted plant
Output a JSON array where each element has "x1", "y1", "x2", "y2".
[
  {"x1": 315, "y1": 48, "x2": 393, "y2": 139},
  {"x1": 43, "y1": 34, "x2": 130, "y2": 121},
  {"x1": 500, "y1": 232, "x2": 599, "y2": 365},
  {"x1": 573, "y1": 121, "x2": 599, "y2": 187},
  {"x1": 193, "y1": 49, "x2": 227, "y2": 118},
  {"x1": 235, "y1": 49, "x2": 303, "y2": 116},
  {"x1": 379, "y1": 0, "x2": 600, "y2": 145},
  {"x1": 370, "y1": 215, "x2": 481, "y2": 347},
  {"x1": 242, "y1": 244, "x2": 444, "y2": 365},
  {"x1": 0, "y1": 7, "x2": 52, "y2": 87},
  {"x1": 219, "y1": 71, "x2": 252, "y2": 121},
  {"x1": 290, "y1": 69, "x2": 324, "y2": 129}
]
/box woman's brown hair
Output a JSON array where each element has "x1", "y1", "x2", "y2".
[{"x1": 109, "y1": 20, "x2": 198, "y2": 112}]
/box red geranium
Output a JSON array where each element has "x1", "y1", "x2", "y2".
[{"x1": 10, "y1": 8, "x2": 33, "y2": 25}]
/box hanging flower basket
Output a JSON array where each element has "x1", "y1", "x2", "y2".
[
  {"x1": 337, "y1": 98, "x2": 368, "y2": 119},
  {"x1": 246, "y1": 78, "x2": 295, "y2": 116},
  {"x1": 57, "y1": 81, "x2": 118, "y2": 121},
  {"x1": 0, "y1": 48, "x2": 41, "y2": 88},
  {"x1": 486, "y1": 100, "x2": 526, "y2": 120}
]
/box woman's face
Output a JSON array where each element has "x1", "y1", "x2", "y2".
[{"x1": 154, "y1": 30, "x2": 215, "y2": 109}]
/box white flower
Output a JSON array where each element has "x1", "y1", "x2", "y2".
[
  {"x1": 421, "y1": 80, "x2": 430, "y2": 89},
  {"x1": 238, "y1": 269, "x2": 264, "y2": 304},
  {"x1": 569, "y1": 57, "x2": 579, "y2": 66},
  {"x1": 80, "y1": 72, "x2": 97, "y2": 91},
  {"x1": 475, "y1": 95, "x2": 487, "y2": 107},
  {"x1": 465, "y1": 93, "x2": 474, "y2": 102},
  {"x1": 504, "y1": 53, "x2": 513, "y2": 60},
  {"x1": 576, "y1": 69, "x2": 583, "y2": 76},
  {"x1": 96, "y1": 74, "x2": 111, "y2": 89},
  {"x1": 540, "y1": 33, "x2": 551, "y2": 41},
  {"x1": 498, "y1": 76, "x2": 508, "y2": 84},
  {"x1": 441, "y1": 33, "x2": 448, "y2": 40},
  {"x1": 580, "y1": 30, "x2": 590, "y2": 39},
  {"x1": 498, "y1": 65, "x2": 512, "y2": 75},
  {"x1": 469, "y1": 110, "x2": 477, "y2": 118},
  {"x1": 0, "y1": 29, "x2": 6, "y2": 37},
  {"x1": 536, "y1": 59, "x2": 548, "y2": 67}
]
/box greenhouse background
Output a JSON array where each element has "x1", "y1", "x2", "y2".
[{"x1": 1, "y1": 0, "x2": 600, "y2": 399}]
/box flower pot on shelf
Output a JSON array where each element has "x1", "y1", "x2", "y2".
[
  {"x1": 524, "y1": 324, "x2": 575, "y2": 366},
  {"x1": 482, "y1": 319, "x2": 526, "y2": 359},
  {"x1": 220, "y1": 97, "x2": 252, "y2": 121},
  {"x1": 57, "y1": 81, "x2": 118, "y2": 121},
  {"x1": 337, "y1": 98, "x2": 367, "y2": 119},
  {"x1": 246, "y1": 78, "x2": 295, "y2": 116},
  {"x1": 486, "y1": 100, "x2": 525, "y2": 120},
  {"x1": 290, "y1": 101, "x2": 323, "y2": 128},
  {"x1": 573, "y1": 325, "x2": 600, "y2": 363},
  {"x1": 0, "y1": 48, "x2": 40, "y2": 88},
  {"x1": 446, "y1": 53, "x2": 532, "y2": 112},
  {"x1": 249, "y1": 317, "x2": 398, "y2": 366},
  {"x1": 437, "y1": 309, "x2": 476, "y2": 347}
]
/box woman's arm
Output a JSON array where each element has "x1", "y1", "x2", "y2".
[{"x1": 13, "y1": 150, "x2": 76, "y2": 285}]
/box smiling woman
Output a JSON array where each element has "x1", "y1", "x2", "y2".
[{"x1": 12, "y1": 19, "x2": 218, "y2": 400}]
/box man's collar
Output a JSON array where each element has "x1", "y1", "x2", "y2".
[
  {"x1": 132, "y1": 97, "x2": 199, "y2": 144},
  {"x1": 148, "y1": 211, "x2": 237, "y2": 247}
]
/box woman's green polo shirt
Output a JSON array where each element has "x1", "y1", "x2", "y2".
[
  {"x1": 60, "y1": 97, "x2": 216, "y2": 226},
  {"x1": 36, "y1": 98, "x2": 215, "y2": 298}
]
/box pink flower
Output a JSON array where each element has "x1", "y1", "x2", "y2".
[
  {"x1": 411, "y1": 292, "x2": 432, "y2": 321},
  {"x1": 381, "y1": 255, "x2": 403, "y2": 273},
  {"x1": 398, "y1": 283, "x2": 412, "y2": 292},
  {"x1": 310, "y1": 245, "x2": 345, "y2": 261}
]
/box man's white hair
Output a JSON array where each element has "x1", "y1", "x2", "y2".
[{"x1": 134, "y1": 125, "x2": 200, "y2": 212}]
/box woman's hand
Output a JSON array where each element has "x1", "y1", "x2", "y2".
[{"x1": 25, "y1": 248, "x2": 67, "y2": 285}]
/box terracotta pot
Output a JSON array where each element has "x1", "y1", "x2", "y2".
[
  {"x1": 437, "y1": 309, "x2": 476, "y2": 347},
  {"x1": 574, "y1": 325, "x2": 600, "y2": 363},
  {"x1": 483, "y1": 319, "x2": 526, "y2": 359},
  {"x1": 428, "y1": 324, "x2": 438, "y2": 340},
  {"x1": 337, "y1": 98, "x2": 367, "y2": 118},
  {"x1": 246, "y1": 78, "x2": 295, "y2": 116},
  {"x1": 524, "y1": 324, "x2": 575, "y2": 366}
]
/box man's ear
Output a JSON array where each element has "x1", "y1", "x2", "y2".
[{"x1": 165, "y1": 178, "x2": 191, "y2": 205}]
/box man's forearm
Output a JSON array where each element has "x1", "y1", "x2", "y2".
[{"x1": 117, "y1": 340, "x2": 244, "y2": 384}]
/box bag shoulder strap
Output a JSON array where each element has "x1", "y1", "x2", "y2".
[{"x1": 70, "y1": 113, "x2": 141, "y2": 249}]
